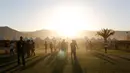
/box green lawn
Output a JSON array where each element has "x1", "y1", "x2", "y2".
[
  {"x1": 98, "y1": 49, "x2": 128, "y2": 54},
  {"x1": 0, "y1": 55, "x2": 17, "y2": 65}
]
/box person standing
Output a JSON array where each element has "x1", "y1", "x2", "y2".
[
  {"x1": 44, "y1": 41, "x2": 48, "y2": 53},
  {"x1": 70, "y1": 40, "x2": 78, "y2": 60},
  {"x1": 23, "y1": 38, "x2": 28, "y2": 58},
  {"x1": 60, "y1": 39, "x2": 68, "y2": 57},
  {"x1": 61, "y1": 39, "x2": 66, "y2": 51},
  {"x1": 26, "y1": 40, "x2": 31, "y2": 58},
  {"x1": 50, "y1": 42, "x2": 53, "y2": 53},
  {"x1": 16, "y1": 36, "x2": 25, "y2": 66},
  {"x1": 66, "y1": 41, "x2": 69, "y2": 55},
  {"x1": 104, "y1": 42, "x2": 108, "y2": 53},
  {"x1": 10, "y1": 41, "x2": 15, "y2": 55},
  {"x1": 31, "y1": 40, "x2": 35, "y2": 56}
]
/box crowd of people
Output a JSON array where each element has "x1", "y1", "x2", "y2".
[
  {"x1": 43, "y1": 39, "x2": 79, "y2": 60},
  {"x1": 9, "y1": 37, "x2": 35, "y2": 57},
  {"x1": 8, "y1": 36, "x2": 35, "y2": 66},
  {"x1": 15, "y1": 36, "x2": 79, "y2": 66}
]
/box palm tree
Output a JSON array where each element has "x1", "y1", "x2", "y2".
[{"x1": 97, "y1": 28, "x2": 115, "y2": 53}]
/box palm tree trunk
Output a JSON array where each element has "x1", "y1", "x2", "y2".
[{"x1": 104, "y1": 38, "x2": 107, "y2": 53}]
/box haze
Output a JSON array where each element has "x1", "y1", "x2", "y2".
[{"x1": 0, "y1": 0, "x2": 130, "y2": 32}]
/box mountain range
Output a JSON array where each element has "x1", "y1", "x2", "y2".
[{"x1": 0, "y1": 26, "x2": 129, "y2": 40}]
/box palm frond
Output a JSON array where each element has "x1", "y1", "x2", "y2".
[{"x1": 97, "y1": 28, "x2": 115, "y2": 40}]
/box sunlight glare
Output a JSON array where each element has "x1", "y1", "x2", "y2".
[{"x1": 44, "y1": 5, "x2": 96, "y2": 38}]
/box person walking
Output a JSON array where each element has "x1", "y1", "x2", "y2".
[
  {"x1": 31, "y1": 40, "x2": 35, "y2": 56},
  {"x1": 70, "y1": 40, "x2": 78, "y2": 60},
  {"x1": 61, "y1": 39, "x2": 66, "y2": 51},
  {"x1": 16, "y1": 36, "x2": 26, "y2": 66},
  {"x1": 26, "y1": 40, "x2": 31, "y2": 58},
  {"x1": 44, "y1": 41, "x2": 48, "y2": 53},
  {"x1": 50, "y1": 42, "x2": 53, "y2": 53},
  {"x1": 60, "y1": 39, "x2": 68, "y2": 57}
]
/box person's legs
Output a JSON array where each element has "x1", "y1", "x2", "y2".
[
  {"x1": 32, "y1": 49, "x2": 35, "y2": 56},
  {"x1": 30, "y1": 49, "x2": 32, "y2": 56},
  {"x1": 12, "y1": 49, "x2": 15, "y2": 55},
  {"x1": 10, "y1": 49, "x2": 12, "y2": 55},
  {"x1": 34, "y1": 51, "x2": 35, "y2": 56},
  {"x1": 74, "y1": 50, "x2": 76, "y2": 60},
  {"x1": 17, "y1": 53, "x2": 21, "y2": 65},
  {"x1": 71, "y1": 51, "x2": 73, "y2": 61},
  {"x1": 29, "y1": 49, "x2": 31, "y2": 57},
  {"x1": 27, "y1": 50, "x2": 30, "y2": 58},
  {"x1": 21, "y1": 53, "x2": 25, "y2": 66},
  {"x1": 105, "y1": 47, "x2": 107, "y2": 53},
  {"x1": 71, "y1": 51, "x2": 72, "y2": 59}
]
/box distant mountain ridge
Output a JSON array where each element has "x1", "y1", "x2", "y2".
[
  {"x1": 0, "y1": 26, "x2": 130, "y2": 40},
  {"x1": 0, "y1": 26, "x2": 24, "y2": 40}
]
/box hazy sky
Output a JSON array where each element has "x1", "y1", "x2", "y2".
[{"x1": 0, "y1": 0, "x2": 130, "y2": 31}]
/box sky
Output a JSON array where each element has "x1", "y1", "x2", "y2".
[{"x1": 0, "y1": 0, "x2": 130, "y2": 31}]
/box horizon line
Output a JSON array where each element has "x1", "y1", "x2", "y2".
[{"x1": 0, "y1": 26, "x2": 130, "y2": 32}]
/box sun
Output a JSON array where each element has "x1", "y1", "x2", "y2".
[
  {"x1": 55, "y1": 27, "x2": 79, "y2": 38},
  {"x1": 44, "y1": 5, "x2": 95, "y2": 38}
]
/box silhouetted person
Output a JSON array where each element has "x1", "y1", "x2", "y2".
[
  {"x1": 65, "y1": 41, "x2": 69, "y2": 60},
  {"x1": 30, "y1": 40, "x2": 35, "y2": 56},
  {"x1": 61, "y1": 39, "x2": 66, "y2": 51},
  {"x1": 44, "y1": 41, "x2": 48, "y2": 53},
  {"x1": 50, "y1": 42, "x2": 53, "y2": 53},
  {"x1": 10, "y1": 41, "x2": 15, "y2": 55},
  {"x1": 24, "y1": 39, "x2": 28, "y2": 58},
  {"x1": 16, "y1": 36, "x2": 25, "y2": 66},
  {"x1": 26, "y1": 40, "x2": 31, "y2": 58},
  {"x1": 60, "y1": 39, "x2": 68, "y2": 58},
  {"x1": 104, "y1": 43, "x2": 108, "y2": 53},
  {"x1": 115, "y1": 44, "x2": 118, "y2": 50},
  {"x1": 57, "y1": 41, "x2": 61, "y2": 51},
  {"x1": 89, "y1": 41, "x2": 93, "y2": 50},
  {"x1": 65, "y1": 41, "x2": 69, "y2": 55},
  {"x1": 70, "y1": 40, "x2": 78, "y2": 60},
  {"x1": 53, "y1": 39, "x2": 57, "y2": 51}
]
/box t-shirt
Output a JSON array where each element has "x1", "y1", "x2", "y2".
[{"x1": 17, "y1": 40, "x2": 24, "y2": 52}]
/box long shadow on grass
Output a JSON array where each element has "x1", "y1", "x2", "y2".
[
  {"x1": 51, "y1": 55, "x2": 67, "y2": 73},
  {"x1": 7, "y1": 54, "x2": 51, "y2": 73},
  {"x1": 71, "y1": 57, "x2": 83, "y2": 73}
]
